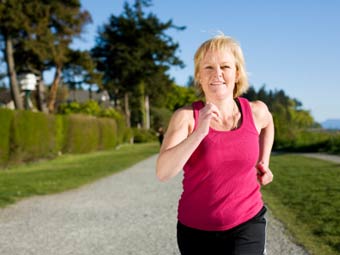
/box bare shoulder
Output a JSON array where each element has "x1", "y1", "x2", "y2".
[
  {"x1": 160, "y1": 105, "x2": 194, "y2": 152},
  {"x1": 249, "y1": 100, "x2": 272, "y2": 129},
  {"x1": 169, "y1": 105, "x2": 194, "y2": 132},
  {"x1": 250, "y1": 100, "x2": 269, "y2": 116}
]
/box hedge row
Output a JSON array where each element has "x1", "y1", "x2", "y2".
[
  {"x1": 0, "y1": 109, "x2": 14, "y2": 164},
  {"x1": 275, "y1": 129, "x2": 340, "y2": 154},
  {"x1": 0, "y1": 108, "x2": 130, "y2": 166}
]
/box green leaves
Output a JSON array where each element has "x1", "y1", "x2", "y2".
[{"x1": 91, "y1": 0, "x2": 185, "y2": 103}]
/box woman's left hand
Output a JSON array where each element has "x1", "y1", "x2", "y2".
[{"x1": 256, "y1": 162, "x2": 273, "y2": 185}]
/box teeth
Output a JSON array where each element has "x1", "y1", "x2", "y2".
[{"x1": 211, "y1": 82, "x2": 225, "y2": 85}]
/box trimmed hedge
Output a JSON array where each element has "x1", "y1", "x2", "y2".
[
  {"x1": 10, "y1": 110, "x2": 57, "y2": 163},
  {"x1": 132, "y1": 128, "x2": 157, "y2": 143},
  {"x1": 0, "y1": 109, "x2": 128, "y2": 167},
  {"x1": 63, "y1": 114, "x2": 101, "y2": 154},
  {"x1": 97, "y1": 117, "x2": 117, "y2": 150},
  {"x1": 0, "y1": 108, "x2": 14, "y2": 165}
]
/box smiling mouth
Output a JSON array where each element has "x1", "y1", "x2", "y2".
[{"x1": 210, "y1": 82, "x2": 226, "y2": 86}]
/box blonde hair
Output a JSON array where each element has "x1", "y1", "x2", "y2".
[{"x1": 194, "y1": 34, "x2": 249, "y2": 97}]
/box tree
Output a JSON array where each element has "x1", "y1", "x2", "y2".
[
  {"x1": 243, "y1": 85, "x2": 317, "y2": 149},
  {"x1": 165, "y1": 83, "x2": 199, "y2": 112},
  {"x1": 0, "y1": 0, "x2": 92, "y2": 113},
  {"x1": 23, "y1": 1, "x2": 91, "y2": 113},
  {"x1": 91, "y1": 0, "x2": 185, "y2": 127},
  {"x1": 62, "y1": 50, "x2": 103, "y2": 100},
  {"x1": 0, "y1": 0, "x2": 25, "y2": 109}
]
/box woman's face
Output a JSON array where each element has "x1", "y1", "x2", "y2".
[{"x1": 198, "y1": 48, "x2": 238, "y2": 99}]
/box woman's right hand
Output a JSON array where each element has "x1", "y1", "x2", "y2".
[{"x1": 196, "y1": 102, "x2": 221, "y2": 137}]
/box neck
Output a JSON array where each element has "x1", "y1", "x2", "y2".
[
  {"x1": 205, "y1": 97, "x2": 240, "y2": 131},
  {"x1": 205, "y1": 96, "x2": 235, "y2": 115}
]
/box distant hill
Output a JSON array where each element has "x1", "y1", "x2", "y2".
[{"x1": 321, "y1": 119, "x2": 340, "y2": 130}]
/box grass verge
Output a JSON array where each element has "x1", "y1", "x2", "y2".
[
  {"x1": 262, "y1": 154, "x2": 340, "y2": 255},
  {"x1": 0, "y1": 143, "x2": 159, "y2": 208}
]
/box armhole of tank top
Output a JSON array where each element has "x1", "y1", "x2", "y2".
[{"x1": 238, "y1": 97, "x2": 259, "y2": 134}]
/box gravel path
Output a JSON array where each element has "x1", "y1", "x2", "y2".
[
  {"x1": 0, "y1": 154, "x2": 310, "y2": 255},
  {"x1": 298, "y1": 152, "x2": 340, "y2": 164}
]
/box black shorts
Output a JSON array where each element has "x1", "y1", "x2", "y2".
[{"x1": 177, "y1": 206, "x2": 267, "y2": 255}]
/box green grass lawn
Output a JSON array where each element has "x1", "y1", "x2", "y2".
[
  {"x1": 262, "y1": 154, "x2": 340, "y2": 255},
  {"x1": 0, "y1": 142, "x2": 159, "y2": 208}
]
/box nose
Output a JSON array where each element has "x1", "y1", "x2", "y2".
[{"x1": 214, "y1": 67, "x2": 223, "y2": 77}]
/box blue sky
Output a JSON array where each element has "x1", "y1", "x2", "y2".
[{"x1": 73, "y1": 0, "x2": 340, "y2": 123}]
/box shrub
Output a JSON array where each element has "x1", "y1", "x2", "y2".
[
  {"x1": 62, "y1": 114, "x2": 100, "y2": 154},
  {"x1": 10, "y1": 110, "x2": 58, "y2": 163},
  {"x1": 150, "y1": 107, "x2": 173, "y2": 131},
  {"x1": 55, "y1": 115, "x2": 65, "y2": 154},
  {"x1": 59, "y1": 100, "x2": 129, "y2": 144},
  {"x1": 100, "y1": 108, "x2": 127, "y2": 144},
  {"x1": 324, "y1": 133, "x2": 340, "y2": 154},
  {"x1": 132, "y1": 128, "x2": 157, "y2": 143},
  {"x1": 0, "y1": 108, "x2": 14, "y2": 166},
  {"x1": 97, "y1": 117, "x2": 117, "y2": 150}
]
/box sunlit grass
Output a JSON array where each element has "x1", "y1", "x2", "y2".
[
  {"x1": 262, "y1": 154, "x2": 340, "y2": 255},
  {"x1": 0, "y1": 143, "x2": 159, "y2": 208}
]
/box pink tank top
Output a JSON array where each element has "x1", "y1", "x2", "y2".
[{"x1": 178, "y1": 97, "x2": 263, "y2": 231}]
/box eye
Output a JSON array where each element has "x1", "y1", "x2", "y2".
[
  {"x1": 204, "y1": 65, "x2": 213, "y2": 70},
  {"x1": 221, "y1": 65, "x2": 231, "y2": 69}
]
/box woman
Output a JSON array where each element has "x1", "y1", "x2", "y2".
[{"x1": 156, "y1": 34, "x2": 274, "y2": 255}]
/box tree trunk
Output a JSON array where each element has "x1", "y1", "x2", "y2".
[
  {"x1": 4, "y1": 34, "x2": 23, "y2": 109},
  {"x1": 47, "y1": 65, "x2": 62, "y2": 113},
  {"x1": 144, "y1": 95, "x2": 150, "y2": 129},
  {"x1": 89, "y1": 85, "x2": 93, "y2": 100},
  {"x1": 124, "y1": 92, "x2": 131, "y2": 128}
]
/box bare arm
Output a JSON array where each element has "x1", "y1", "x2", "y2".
[
  {"x1": 156, "y1": 103, "x2": 220, "y2": 182},
  {"x1": 251, "y1": 100, "x2": 274, "y2": 185}
]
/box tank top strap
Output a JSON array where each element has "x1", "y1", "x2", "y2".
[
  {"x1": 238, "y1": 97, "x2": 258, "y2": 133},
  {"x1": 192, "y1": 101, "x2": 205, "y2": 130}
]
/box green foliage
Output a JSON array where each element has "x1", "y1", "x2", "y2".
[
  {"x1": 62, "y1": 114, "x2": 100, "y2": 154},
  {"x1": 10, "y1": 110, "x2": 58, "y2": 163},
  {"x1": 91, "y1": 0, "x2": 185, "y2": 126},
  {"x1": 54, "y1": 115, "x2": 65, "y2": 154},
  {"x1": 149, "y1": 84, "x2": 199, "y2": 131},
  {"x1": 97, "y1": 117, "x2": 117, "y2": 150},
  {"x1": 0, "y1": 0, "x2": 92, "y2": 112},
  {"x1": 165, "y1": 84, "x2": 200, "y2": 111},
  {"x1": 323, "y1": 132, "x2": 340, "y2": 154},
  {"x1": 132, "y1": 128, "x2": 157, "y2": 143},
  {"x1": 243, "y1": 85, "x2": 319, "y2": 150},
  {"x1": 59, "y1": 100, "x2": 100, "y2": 115},
  {"x1": 8, "y1": 0, "x2": 92, "y2": 70},
  {"x1": 99, "y1": 107, "x2": 123, "y2": 119},
  {"x1": 58, "y1": 99, "x2": 129, "y2": 144},
  {"x1": 0, "y1": 109, "x2": 14, "y2": 165},
  {"x1": 0, "y1": 105, "x2": 130, "y2": 166},
  {"x1": 150, "y1": 107, "x2": 173, "y2": 131},
  {"x1": 63, "y1": 50, "x2": 103, "y2": 91},
  {"x1": 263, "y1": 154, "x2": 340, "y2": 255},
  {"x1": 59, "y1": 100, "x2": 124, "y2": 119}
]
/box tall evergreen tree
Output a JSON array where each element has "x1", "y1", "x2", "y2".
[
  {"x1": 244, "y1": 85, "x2": 316, "y2": 148},
  {"x1": 62, "y1": 50, "x2": 103, "y2": 100},
  {"x1": 91, "y1": 0, "x2": 185, "y2": 127}
]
